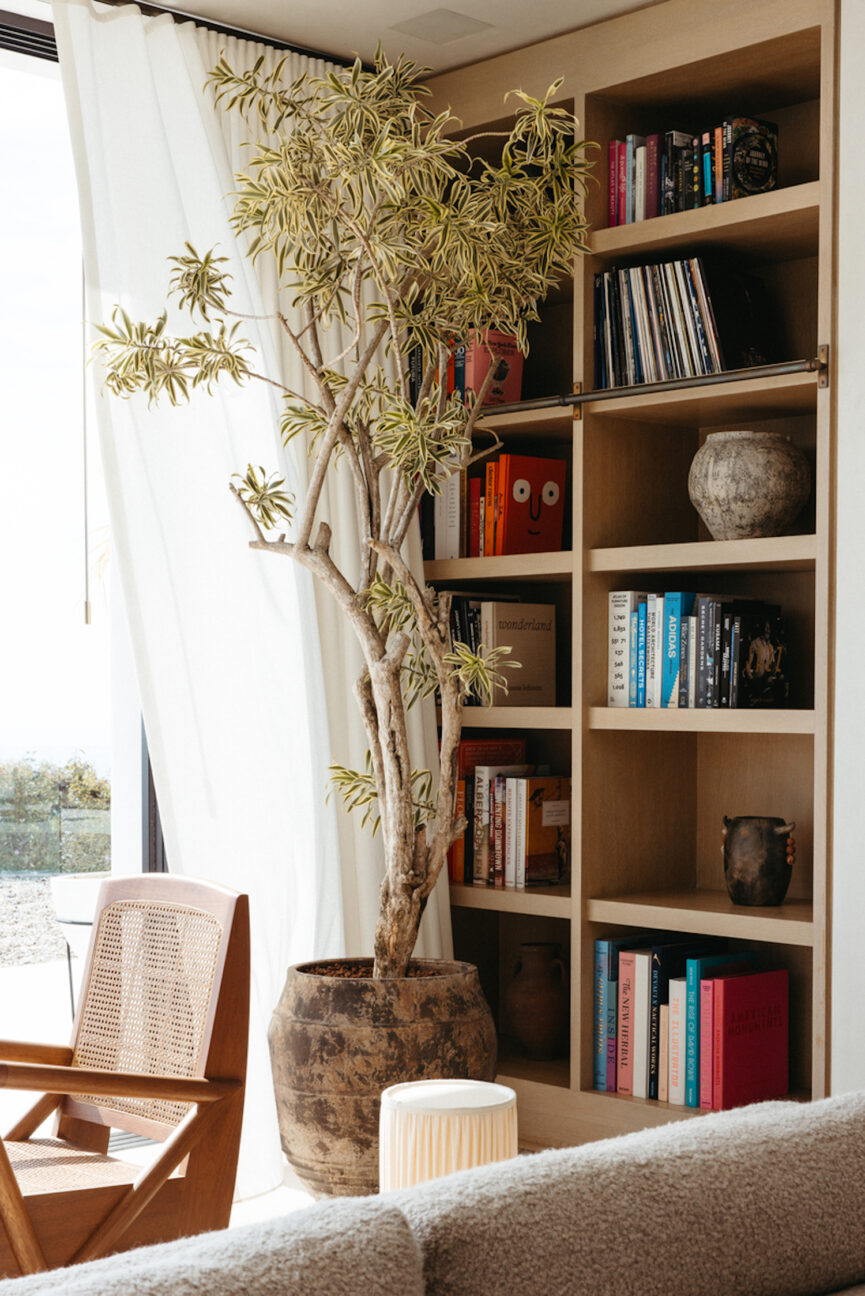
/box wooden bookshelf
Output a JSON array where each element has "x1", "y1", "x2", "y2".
[{"x1": 428, "y1": 0, "x2": 834, "y2": 1148}]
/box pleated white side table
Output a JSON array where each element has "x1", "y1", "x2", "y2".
[{"x1": 379, "y1": 1078, "x2": 518, "y2": 1192}]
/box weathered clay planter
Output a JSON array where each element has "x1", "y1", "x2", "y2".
[
  {"x1": 723, "y1": 815, "x2": 795, "y2": 906},
  {"x1": 688, "y1": 430, "x2": 810, "y2": 540},
  {"x1": 268, "y1": 958, "x2": 497, "y2": 1197}
]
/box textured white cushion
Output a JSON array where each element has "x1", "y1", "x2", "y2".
[
  {"x1": 393, "y1": 1092, "x2": 865, "y2": 1296},
  {"x1": 0, "y1": 1198, "x2": 423, "y2": 1296}
]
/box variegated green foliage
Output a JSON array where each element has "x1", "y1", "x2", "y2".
[
  {"x1": 233, "y1": 464, "x2": 294, "y2": 529},
  {"x1": 444, "y1": 641, "x2": 520, "y2": 706},
  {"x1": 329, "y1": 754, "x2": 436, "y2": 833}
]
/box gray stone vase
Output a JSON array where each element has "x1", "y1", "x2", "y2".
[{"x1": 688, "y1": 430, "x2": 811, "y2": 540}]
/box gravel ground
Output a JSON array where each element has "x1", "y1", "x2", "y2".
[{"x1": 0, "y1": 875, "x2": 67, "y2": 966}]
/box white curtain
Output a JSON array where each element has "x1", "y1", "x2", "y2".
[{"x1": 53, "y1": 0, "x2": 450, "y2": 1199}]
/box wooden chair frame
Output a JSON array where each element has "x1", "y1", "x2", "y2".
[{"x1": 0, "y1": 875, "x2": 249, "y2": 1278}]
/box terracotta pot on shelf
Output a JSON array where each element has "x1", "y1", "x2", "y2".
[
  {"x1": 504, "y1": 942, "x2": 569, "y2": 1061},
  {"x1": 688, "y1": 430, "x2": 811, "y2": 540},
  {"x1": 268, "y1": 958, "x2": 496, "y2": 1198}
]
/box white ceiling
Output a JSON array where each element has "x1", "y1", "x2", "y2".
[{"x1": 167, "y1": 0, "x2": 662, "y2": 72}]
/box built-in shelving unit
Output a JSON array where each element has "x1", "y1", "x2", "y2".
[{"x1": 427, "y1": 0, "x2": 834, "y2": 1150}]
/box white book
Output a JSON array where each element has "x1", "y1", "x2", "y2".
[
  {"x1": 634, "y1": 144, "x2": 647, "y2": 222},
  {"x1": 645, "y1": 594, "x2": 657, "y2": 707},
  {"x1": 504, "y1": 778, "x2": 519, "y2": 887},
  {"x1": 631, "y1": 949, "x2": 653, "y2": 1099},
  {"x1": 434, "y1": 471, "x2": 461, "y2": 560},
  {"x1": 608, "y1": 590, "x2": 643, "y2": 707},
  {"x1": 687, "y1": 614, "x2": 698, "y2": 708},
  {"x1": 668, "y1": 976, "x2": 687, "y2": 1105},
  {"x1": 659, "y1": 1003, "x2": 670, "y2": 1103},
  {"x1": 515, "y1": 780, "x2": 528, "y2": 888},
  {"x1": 650, "y1": 595, "x2": 665, "y2": 708}
]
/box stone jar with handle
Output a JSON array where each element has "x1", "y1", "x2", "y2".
[{"x1": 722, "y1": 815, "x2": 796, "y2": 906}]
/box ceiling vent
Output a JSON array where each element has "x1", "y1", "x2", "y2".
[{"x1": 389, "y1": 7, "x2": 494, "y2": 45}]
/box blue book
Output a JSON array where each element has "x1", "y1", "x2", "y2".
[
  {"x1": 685, "y1": 950, "x2": 755, "y2": 1106},
  {"x1": 595, "y1": 932, "x2": 673, "y2": 1093},
  {"x1": 661, "y1": 592, "x2": 696, "y2": 708},
  {"x1": 629, "y1": 610, "x2": 639, "y2": 706},
  {"x1": 593, "y1": 943, "x2": 606, "y2": 1090},
  {"x1": 636, "y1": 601, "x2": 648, "y2": 707},
  {"x1": 604, "y1": 979, "x2": 618, "y2": 1092}
]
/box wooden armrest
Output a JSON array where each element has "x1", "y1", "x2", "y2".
[
  {"x1": 0, "y1": 1041, "x2": 73, "y2": 1066},
  {"x1": 0, "y1": 1062, "x2": 240, "y2": 1104}
]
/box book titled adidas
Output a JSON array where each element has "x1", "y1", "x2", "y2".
[{"x1": 661, "y1": 592, "x2": 696, "y2": 708}]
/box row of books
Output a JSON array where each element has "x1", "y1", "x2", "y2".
[
  {"x1": 408, "y1": 330, "x2": 524, "y2": 408},
  {"x1": 446, "y1": 738, "x2": 570, "y2": 888},
  {"x1": 608, "y1": 591, "x2": 789, "y2": 710},
  {"x1": 423, "y1": 453, "x2": 567, "y2": 561},
  {"x1": 607, "y1": 117, "x2": 779, "y2": 227},
  {"x1": 594, "y1": 932, "x2": 789, "y2": 1111},
  {"x1": 593, "y1": 256, "x2": 771, "y2": 390},
  {"x1": 447, "y1": 597, "x2": 556, "y2": 707}
]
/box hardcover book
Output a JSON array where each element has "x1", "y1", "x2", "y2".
[
  {"x1": 608, "y1": 591, "x2": 647, "y2": 707},
  {"x1": 617, "y1": 951, "x2": 637, "y2": 1095},
  {"x1": 685, "y1": 951, "x2": 755, "y2": 1107},
  {"x1": 631, "y1": 949, "x2": 654, "y2": 1099},
  {"x1": 713, "y1": 969, "x2": 789, "y2": 1110},
  {"x1": 728, "y1": 117, "x2": 778, "y2": 199},
  {"x1": 472, "y1": 763, "x2": 532, "y2": 885},
  {"x1": 494, "y1": 454, "x2": 567, "y2": 556},
  {"x1": 661, "y1": 592, "x2": 696, "y2": 708},
  {"x1": 481, "y1": 602, "x2": 556, "y2": 707},
  {"x1": 464, "y1": 330, "x2": 523, "y2": 406},
  {"x1": 668, "y1": 976, "x2": 687, "y2": 1105}
]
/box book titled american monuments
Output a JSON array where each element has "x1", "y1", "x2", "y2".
[
  {"x1": 480, "y1": 603, "x2": 556, "y2": 706},
  {"x1": 713, "y1": 969, "x2": 789, "y2": 1110}
]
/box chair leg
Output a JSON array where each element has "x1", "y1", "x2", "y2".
[{"x1": 0, "y1": 1140, "x2": 47, "y2": 1275}]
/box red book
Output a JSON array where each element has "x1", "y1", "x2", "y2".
[
  {"x1": 608, "y1": 139, "x2": 622, "y2": 226},
  {"x1": 617, "y1": 142, "x2": 628, "y2": 225},
  {"x1": 456, "y1": 738, "x2": 527, "y2": 780},
  {"x1": 617, "y1": 951, "x2": 636, "y2": 1094},
  {"x1": 483, "y1": 460, "x2": 498, "y2": 557},
  {"x1": 468, "y1": 476, "x2": 481, "y2": 557},
  {"x1": 494, "y1": 454, "x2": 566, "y2": 556},
  {"x1": 713, "y1": 969, "x2": 789, "y2": 1111},
  {"x1": 645, "y1": 134, "x2": 660, "y2": 219}
]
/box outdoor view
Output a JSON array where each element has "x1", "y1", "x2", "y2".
[{"x1": 0, "y1": 31, "x2": 112, "y2": 1038}]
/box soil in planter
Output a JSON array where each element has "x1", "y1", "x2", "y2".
[{"x1": 302, "y1": 959, "x2": 439, "y2": 979}]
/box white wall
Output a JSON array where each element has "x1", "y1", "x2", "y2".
[{"x1": 831, "y1": 0, "x2": 865, "y2": 1093}]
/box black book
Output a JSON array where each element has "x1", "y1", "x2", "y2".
[
  {"x1": 696, "y1": 596, "x2": 712, "y2": 708},
  {"x1": 695, "y1": 255, "x2": 777, "y2": 371},
  {"x1": 738, "y1": 605, "x2": 789, "y2": 708}
]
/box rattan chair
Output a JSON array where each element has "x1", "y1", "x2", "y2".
[{"x1": 0, "y1": 874, "x2": 249, "y2": 1278}]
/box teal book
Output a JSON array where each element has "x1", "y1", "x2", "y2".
[
  {"x1": 660, "y1": 592, "x2": 695, "y2": 708},
  {"x1": 684, "y1": 950, "x2": 755, "y2": 1107}
]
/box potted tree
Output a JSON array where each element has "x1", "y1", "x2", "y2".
[{"x1": 96, "y1": 48, "x2": 592, "y2": 1195}]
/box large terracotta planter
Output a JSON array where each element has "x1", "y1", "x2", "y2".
[{"x1": 268, "y1": 958, "x2": 497, "y2": 1197}]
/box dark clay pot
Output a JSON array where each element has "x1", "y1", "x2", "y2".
[
  {"x1": 268, "y1": 958, "x2": 496, "y2": 1198},
  {"x1": 504, "y1": 942, "x2": 569, "y2": 1060},
  {"x1": 723, "y1": 816, "x2": 795, "y2": 906}
]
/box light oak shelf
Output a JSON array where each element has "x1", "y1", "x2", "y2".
[
  {"x1": 588, "y1": 707, "x2": 815, "y2": 734},
  {"x1": 583, "y1": 370, "x2": 819, "y2": 426},
  {"x1": 577, "y1": 1087, "x2": 810, "y2": 1116},
  {"x1": 586, "y1": 889, "x2": 814, "y2": 947},
  {"x1": 474, "y1": 404, "x2": 574, "y2": 438},
  {"x1": 589, "y1": 181, "x2": 819, "y2": 263},
  {"x1": 449, "y1": 882, "x2": 571, "y2": 918},
  {"x1": 497, "y1": 1050, "x2": 570, "y2": 1090},
  {"x1": 457, "y1": 706, "x2": 574, "y2": 730},
  {"x1": 425, "y1": 550, "x2": 574, "y2": 583},
  {"x1": 588, "y1": 534, "x2": 817, "y2": 575}
]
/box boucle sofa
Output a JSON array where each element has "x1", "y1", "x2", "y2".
[{"x1": 2, "y1": 1092, "x2": 864, "y2": 1296}]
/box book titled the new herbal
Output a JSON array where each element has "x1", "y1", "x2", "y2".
[{"x1": 481, "y1": 603, "x2": 556, "y2": 707}]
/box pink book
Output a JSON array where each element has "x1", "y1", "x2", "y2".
[
  {"x1": 645, "y1": 134, "x2": 660, "y2": 219},
  {"x1": 608, "y1": 139, "x2": 622, "y2": 226},
  {"x1": 699, "y1": 979, "x2": 715, "y2": 1109},
  {"x1": 468, "y1": 477, "x2": 481, "y2": 558},
  {"x1": 617, "y1": 143, "x2": 628, "y2": 226},
  {"x1": 616, "y1": 951, "x2": 636, "y2": 1094}
]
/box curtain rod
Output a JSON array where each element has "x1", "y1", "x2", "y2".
[{"x1": 89, "y1": 0, "x2": 354, "y2": 64}]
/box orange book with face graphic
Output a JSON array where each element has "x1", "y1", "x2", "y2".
[{"x1": 495, "y1": 454, "x2": 567, "y2": 555}]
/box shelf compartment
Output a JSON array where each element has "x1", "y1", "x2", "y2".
[
  {"x1": 588, "y1": 181, "x2": 819, "y2": 264},
  {"x1": 450, "y1": 882, "x2": 571, "y2": 918},
  {"x1": 474, "y1": 404, "x2": 574, "y2": 440},
  {"x1": 588, "y1": 708, "x2": 815, "y2": 734},
  {"x1": 583, "y1": 370, "x2": 818, "y2": 426},
  {"x1": 456, "y1": 706, "x2": 574, "y2": 730},
  {"x1": 497, "y1": 1050, "x2": 570, "y2": 1090},
  {"x1": 577, "y1": 1087, "x2": 810, "y2": 1117},
  {"x1": 588, "y1": 534, "x2": 816, "y2": 575},
  {"x1": 586, "y1": 888, "x2": 814, "y2": 946},
  {"x1": 425, "y1": 551, "x2": 574, "y2": 583}
]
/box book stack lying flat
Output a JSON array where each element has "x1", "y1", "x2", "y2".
[
  {"x1": 608, "y1": 591, "x2": 789, "y2": 710},
  {"x1": 594, "y1": 932, "x2": 789, "y2": 1110}
]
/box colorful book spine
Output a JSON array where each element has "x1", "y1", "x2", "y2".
[
  {"x1": 504, "y1": 777, "x2": 518, "y2": 887},
  {"x1": 645, "y1": 593, "x2": 658, "y2": 708},
  {"x1": 631, "y1": 949, "x2": 653, "y2": 1099},
  {"x1": 634, "y1": 144, "x2": 647, "y2": 222},
  {"x1": 608, "y1": 591, "x2": 641, "y2": 707},
  {"x1": 617, "y1": 144, "x2": 628, "y2": 226},
  {"x1": 699, "y1": 977, "x2": 715, "y2": 1109},
  {"x1": 685, "y1": 952, "x2": 753, "y2": 1107},
  {"x1": 713, "y1": 970, "x2": 788, "y2": 1111},
  {"x1": 608, "y1": 140, "x2": 621, "y2": 226},
  {"x1": 668, "y1": 976, "x2": 687, "y2": 1105},
  {"x1": 514, "y1": 779, "x2": 528, "y2": 888},
  {"x1": 617, "y1": 951, "x2": 636, "y2": 1095},
  {"x1": 661, "y1": 592, "x2": 696, "y2": 708},
  {"x1": 636, "y1": 600, "x2": 648, "y2": 707},
  {"x1": 605, "y1": 978, "x2": 618, "y2": 1091},
  {"x1": 658, "y1": 1004, "x2": 669, "y2": 1102},
  {"x1": 593, "y1": 943, "x2": 606, "y2": 1091},
  {"x1": 468, "y1": 477, "x2": 481, "y2": 558},
  {"x1": 629, "y1": 610, "x2": 639, "y2": 706},
  {"x1": 645, "y1": 134, "x2": 660, "y2": 219}
]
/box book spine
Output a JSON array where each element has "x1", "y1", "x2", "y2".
[
  {"x1": 629, "y1": 610, "x2": 639, "y2": 707},
  {"x1": 714, "y1": 125, "x2": 724, "y2": 203},
  {"x1": 504, "y1": 778, "x2": 517, "y2": 887},
  {"x1": 468, "y1": 477, "x2": 481, "y2": 558},
  {"x1": 668, "y1": 977, "x2": 686, "y2": 1105},
  {"x1": 729, "y1": 614, "x2": 741, "y2": 708},
  {"x1": 661, "y1": 593, "x2": 681, "y2": 708},
  {"x1": 701, "y1": 131, "x2": 714, "y2": 204},
  {"x1": 493, "y1": 455, "x2": 508, "y2": 557},
  {"x1": 658, "y1": 1004, "x2": 669, "y2": 1103},
  {"x1": 645, "y1": 593, "x2": 657, "y2": 708},
  {"x1": 677, "y1": 613, "x2": 690, "y2": 709},
  {"x1": 463, "y1": 777, "x2": 475, "y2": 884},
  {"x1": 483, "y1": 462, "x2": 497, "y2": 558},
  {"x1": 515, "y1": 779, "x2": 527, "y2": 888},
  {"x1": 453, "y1": 341, "x2": 466, "y2": 400},
  {"x1": 617, "y1": 952, "x2": 636, "y2": 1095},
  {"x1": 625, "y1": 135, "x2": 635, "y2": 224},
  {"x1": 608, "y1": 140, "x2": 620, "y2": 227},
  {"x1": 617, "y1": 144, "x2": 628, "y2": 225},
  {"x1": 700, "y1": 978, "x2": 715, "y2": 1109},
  {"x1": 713, "y1": 977, "x2": 724, "y2": 1110},
  {"x1": 645, "y1": 134, "x2": 660, "y2": 219},
  {"x1": 685, "y1": 959, "x2": 700, "y2": 1107},
  {"x1": 605, "y1": 978, "x2": 618, "y2": 1091},
  {"x1": 711, "y1": 599, "x2": 723, "y2": 707},
  {"x1": 648, "y1": 959, "x2": 662, "y2": 1099},
  {"x1": 492, "y1": 775, "x2": 506, "y2": 885},
  {"x1": 636, "y1": 600, "x2": 647, "y2": 707},
  {"x1": 722, "y1": 120, "x2": 732, "y2": 202},
  {"x1": 593, "y1": 943, "x2": 607, "y2": 1090},
  {"x1": 687, "y1": 615, "x2": 698, "y2": 708},
  {"x1": 608, "y1": 591, "x2": 634, "y2": 707},
  {"x1": 631, "y1": 951, "x2": 652, "y2": 1099},
  {"x1": 720, "y1": 609, "x2": 733, "y2": 708},
  {"x1": 634, "y1": 144, "x2": 647, "y2": 222},
  {"x1": 434, "y1": 472, "x2": 461, "y2": 560},
  {"x1": 452, "y1": 780, "x2": 465, "y2": 884}
]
